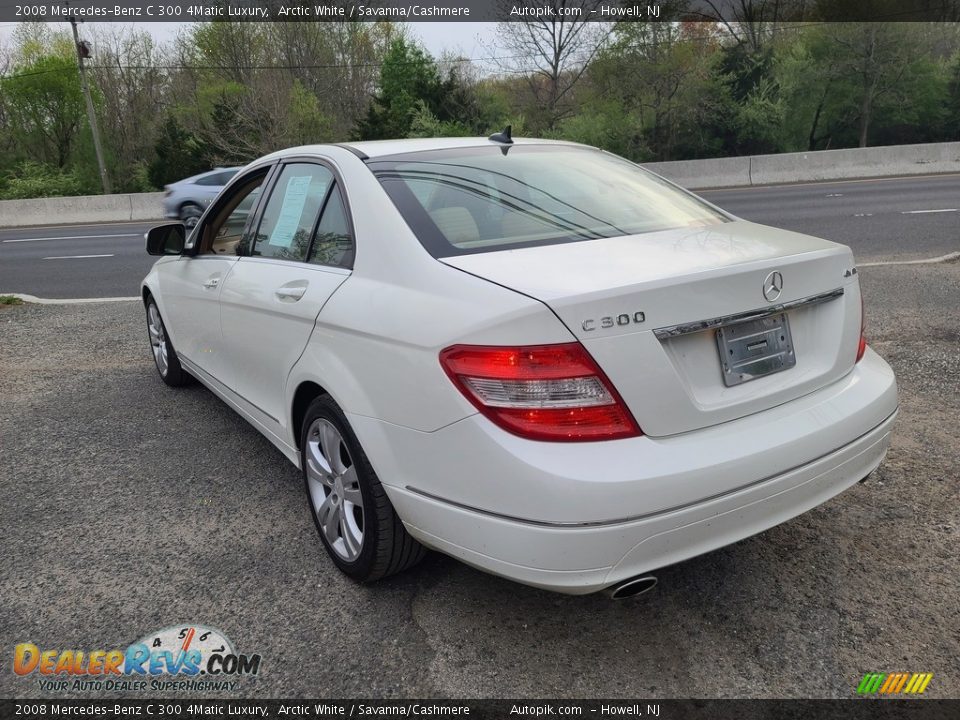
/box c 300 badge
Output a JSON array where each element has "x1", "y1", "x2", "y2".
[{"x1": 581, "y1": 311, "x2": 646, "y2": 332}]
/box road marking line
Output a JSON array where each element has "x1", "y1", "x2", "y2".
[
  {"x1": 0, "y1": 293, "x2": 139, "y2": 304},
  {"x1": 698, "y1": 172, "x2": 960, "y2": 193},
  {"x1": 0, "y1": 220, "x2": 159, "y2": 232},
  {"x1": 860, "y1": 251, "x2": 960, "y2": 267},
  {"x1": 899, "y1": 208, "x2": 957, "y2": 214},
  {"x1": 3, "y1": 233, "x2": 139, "y2": 243},
  {"x1": 42, "y1": 254, "x2": 115, "y2": 260}
]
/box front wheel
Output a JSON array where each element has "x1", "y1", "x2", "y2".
[
  {"x1": 180, "y1": 203, "x2": 203, "y2": 229},
  {"x1": 301, "y1": 394, "x2": 425, "y2": 582},
  {"x1": 146, "y1": 299, "x2": 191, "y2": 387}
]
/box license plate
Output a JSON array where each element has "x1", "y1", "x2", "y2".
[{"x1": 716, "y1": 312, "x2": 795, "y2": 387}]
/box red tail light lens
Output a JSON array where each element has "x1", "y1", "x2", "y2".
[
  {"x1": 439, "y1": 343, "x2": 642, "y2": 441},
  {"x1": 856, "y1": 291, "x2": 867, "y2": 363}
]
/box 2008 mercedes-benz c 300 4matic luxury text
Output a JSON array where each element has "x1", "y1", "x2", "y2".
[{"x1": 141, "y1": 135, "x2": 897, "y2": 598}]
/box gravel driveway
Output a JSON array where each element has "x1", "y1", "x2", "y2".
[{"x1": 1, "y1": 262, "x2": 957, "y2": 699}]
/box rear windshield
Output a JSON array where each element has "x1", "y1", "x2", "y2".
[{"x1": 370, "y1": 145, "x2": 728, "y2": 258}]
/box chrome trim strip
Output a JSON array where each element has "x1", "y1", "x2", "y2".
[
  {"x1": 653, "y1": 288, "x2": 845, "y2": 340},
  {"x1": 404, "y1": 407, "x2": 897, "y2": 529}
]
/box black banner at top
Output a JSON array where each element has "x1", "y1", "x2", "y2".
[{"x1": 5, "y1": 0, "x2": 960, "y2": 24}]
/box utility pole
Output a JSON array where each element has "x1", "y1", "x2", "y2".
[{"x1": 69, "y1": 11, "x2": 111, "y2": 194}]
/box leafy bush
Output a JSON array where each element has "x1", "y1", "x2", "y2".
[
  {"x1": 0, "y1": 162, "x2": 85, "y2": 200},
  {"x1": 549, "y1": 106, "x2": 647, "y2": 160}
]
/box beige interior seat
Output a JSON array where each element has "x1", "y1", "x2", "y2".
[
  {"x1": 500, "y1": 210, "x2": 549, "y2": 241},
  {"x1": 429, "y1": 207, "x2": 480, "y2": 246},
  {"x1": 211, "y1": 237, "x2": 240, "y2": 255}
]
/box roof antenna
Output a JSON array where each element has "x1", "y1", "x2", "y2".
[{"x1": 488, "y1": 125, "x2": 513, "y2": 144}]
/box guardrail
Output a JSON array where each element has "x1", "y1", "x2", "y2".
[{"x1": 1, "y1": 141, "x2": 959, "y2": 227}]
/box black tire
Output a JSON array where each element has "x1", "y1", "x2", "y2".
[
  {"x1": 301, "y1": 394, "x2": 425, "y2": 582},
  {"x1": 145, "y1": 298, "x2": 191, "y2": 387},
  {"x1": 180, "y1": 202, "x2": 203, "y2": 228}
]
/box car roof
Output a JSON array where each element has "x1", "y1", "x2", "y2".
[
  {"x1": 259, "y1": 137, "x2": 587, "y2": 162},
  {"x1": 177, "y1": 167, "x2": 241, "y2": 183}
]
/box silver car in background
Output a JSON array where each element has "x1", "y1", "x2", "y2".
[{"x1": 162, "y1": 167, "x2": 241, "y2": 228}]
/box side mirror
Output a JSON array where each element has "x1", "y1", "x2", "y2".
[{"x1": 145, "y1": 224, "x2": 186, "y2": 256}]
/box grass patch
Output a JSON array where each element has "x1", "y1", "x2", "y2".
[{"x1": 0, "y1": 295, "x2": 24, "y2": 306}]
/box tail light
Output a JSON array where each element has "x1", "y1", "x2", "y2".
[
  {"x1": 856, "y1": 290, "x2": 867, "y2": 362},
  {"x1": 439, "y1": 343, "x2": 642, "y2": 441}
]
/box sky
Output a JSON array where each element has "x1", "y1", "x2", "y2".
[{"x1": 0, "y1": 21, "x2": 501, "y2": 60}]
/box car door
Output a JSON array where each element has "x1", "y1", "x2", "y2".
[
  {"x1": 217, "y1": 160, "x2": 354, "y2": 431},
  {"x1": 159, "y1": 167, "x2": 270, "y2": 378}
]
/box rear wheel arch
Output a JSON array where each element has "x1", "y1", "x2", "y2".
[
  {"x1": 292, "y1": 381, "x2": 329, "y2": 450},
  {"x1": 300, "y1": 392, "x2": 425, "y2": 581}
]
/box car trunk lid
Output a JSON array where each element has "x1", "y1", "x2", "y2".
[{"x1": 442, "y1": 220, "x2": 862, "y2": 437}]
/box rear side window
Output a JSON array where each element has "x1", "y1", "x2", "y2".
[
  {"x1": 253, "y1": 164, "x2": 334, "y2": 262},
  {"x1": 195, "y1": 171, "x2": 232, "y2": 186},
  {"x1": 371, "y1": 146, "x2": 727, "y2": 257},
  {"x1": 308, "y1": 184, "x2": 353, "y2": 268}
]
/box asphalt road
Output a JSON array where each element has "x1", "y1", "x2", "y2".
[
  {"x1": 0, "y1": 221, "x2": 156, "y2": 299},
  {"x1": 1, "y1": 173, "x2": 958, "y2": 299},
  {"x1": 1, "y1": 261, "x2": 957, "y2": 699}
]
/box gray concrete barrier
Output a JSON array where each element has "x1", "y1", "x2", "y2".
[
  {"x1": 1, "y1": 141, "x2": 959, "y2": 227},
  {"x1": 0, "y1": 191, "x2": 165, "y2": 228},
  {"x1": 644, "y1": 156, "x2": 753, "y2": 189},
  {"x1": 644, "y1": 141, "x2": 960, "y2": 189},
  {"x1": 749, "y1": 142, "x2": 960, "y2": 186}
]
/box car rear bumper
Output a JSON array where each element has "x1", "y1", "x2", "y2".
[{"x1": 350, "y1": 348, "x2": 897, "y2": 594}]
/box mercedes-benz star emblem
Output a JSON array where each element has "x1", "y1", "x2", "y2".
[{"x1": 763, "y1": 271, "x2": 783, "y2": 302}]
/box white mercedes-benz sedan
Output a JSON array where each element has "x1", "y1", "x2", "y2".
[{"x1": 141, "y1": 135, "x2": 898, "y2": 598}]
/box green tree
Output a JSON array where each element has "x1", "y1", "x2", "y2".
[
  {"x1": 354, "y1": 37, "x2": 444, "y2": 140},
  {"x1": 3, "y1": 54, "x2": 85, "y2": 168},
  {"x1": 586, "y1": 20, "x2": 724, "y2": 161},
  {"x1": 148, "y1": 115, "x2": 211, "y2": 187},
  {"x1": 781, "y1": 23, "x2": 948, "y2": 149},
  {"x1": 945, "y1": 54, "x2": 960, "y2": 140}
]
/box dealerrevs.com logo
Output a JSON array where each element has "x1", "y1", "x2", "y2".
[{"x1": 13, "y1": 624, "x2": 261, "y2": 693}]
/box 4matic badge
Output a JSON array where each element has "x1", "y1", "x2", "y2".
[{"x1": 13, "y1": 624, "x2": 261, "y2": 692}]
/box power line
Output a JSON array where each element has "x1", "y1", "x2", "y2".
[
  {"x1": 1, "y1": 19, "x2": 953, "y2": 82},
  {"x1": 0, "y1": 50, "x2": 566, "y2": 80}
]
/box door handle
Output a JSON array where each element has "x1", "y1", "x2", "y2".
[
  {"x1": 203, "y1": 277, "x2": 220, "y2": 289},
  {"x1": 275, "y1": 286, "x2": 307, "y2": 301}
]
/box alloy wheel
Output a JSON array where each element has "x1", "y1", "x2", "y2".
[
  {"x1": 147, "y1": 304, "x2": 169, "y2": 376},
  {"x1": 305, "y1": 418, "x2": 364, "y2": 561}
]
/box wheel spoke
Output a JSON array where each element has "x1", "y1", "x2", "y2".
[
  {"x1": 306, "y1": 439, "x2": 335, "y2": 487},
  {"x1": 319, "y1": 422, "x2": 346, "y2": 475},
  {"x1": 324, "y1": 509, "x2": 342, "y2": 547},
  {"x1": 317, "y1": 494, "x2": 341, "y2": 546},
  {"x1": 340, "y1": 513, "x2": 360, "y2": 558},
  {"x1": 341, "y1": 466, "x2": 363, "y2": 505}
]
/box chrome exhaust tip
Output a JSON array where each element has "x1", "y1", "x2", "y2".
[{"x1": 603, "y1": 575, "x2": 658, "y2": 600}]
